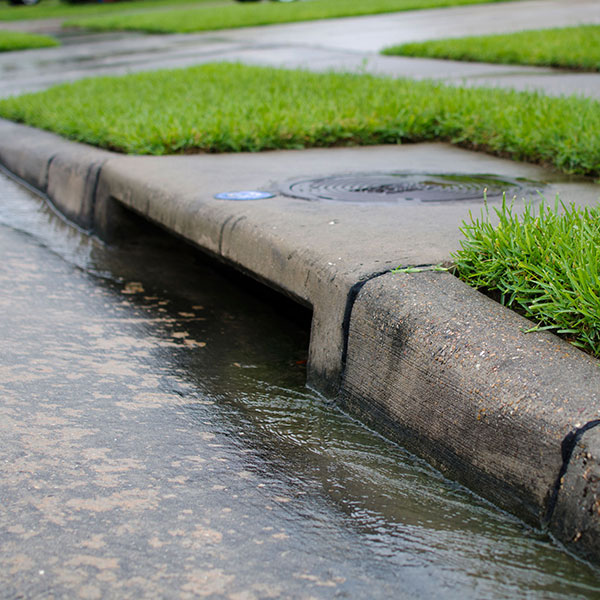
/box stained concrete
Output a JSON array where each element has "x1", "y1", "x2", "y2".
[{"x1": 341, "y1": 271, "x2": 600, "y2": 526}]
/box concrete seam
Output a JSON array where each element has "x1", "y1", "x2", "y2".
[
  {"x1": 44, "y1": 153, "x2": 58, "y2": 193},
  {"x1": 339, "y1": 268, "x2": 392, "y2": 379},
  {"x1": 228, "y1": 215, "x2": 247, "y2": 235},
  {"x1": 218, "y1": 215, "x2": 235, "y2": 255},
  {"x1": 219, "y1": 215, "x2": 247, "y2": 255},
  {"x1": 545, "y1": 419, "x2": 600, "y2": 524},
  {"x1": 340, "y1": 264, "x2": 446, "y2": 379},
  {"x1": 88, "y1": 159, "x2": 108, "y2": 220}
]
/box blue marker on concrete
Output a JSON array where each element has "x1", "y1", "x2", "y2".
[{"x1": 214, "y1": 191, "x2": 275, "y2": 201}]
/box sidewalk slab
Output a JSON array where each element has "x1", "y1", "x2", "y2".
[
  {"x1": 213, "y1": 0, "x2": 600, "y2": 54},
  {"x1": 1, "y1": 118, "x2": 600, "y2": 562}
]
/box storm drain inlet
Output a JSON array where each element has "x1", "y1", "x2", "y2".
[{"x1": 279, "y1": 173, "x2": 537, "y2": 204}]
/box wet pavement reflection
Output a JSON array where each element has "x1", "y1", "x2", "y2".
[{"x1": 1, "y1": 171, "x2": 599, "y2": 599}]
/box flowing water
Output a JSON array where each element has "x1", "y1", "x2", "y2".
[{"x1": 1, "y1": 170, "x2": 599, "y2": 599}]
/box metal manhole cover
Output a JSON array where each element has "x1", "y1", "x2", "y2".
[{"x1": 279, "y1": 173, "x2": 536, "y2": 204}]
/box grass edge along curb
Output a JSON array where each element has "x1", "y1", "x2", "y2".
[
  {"x1": 0, "y1": 30, "x2": 59, "y2": 52},
  {"x1": 62, "y1": 0, "x2": 519, "y2": 34},
  {"x1": 382, "y1": 25, "x2": 600, "y2": 72},
  {"x1": 452, "y1": 196, "x2": 600, "y2": 357},
  {"x1": 0, "y1": 63, "x2": 599, "y2": 176}
]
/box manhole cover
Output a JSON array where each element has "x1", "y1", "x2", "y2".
[{"x1": 279, "y1": 173, "x2": 535, "y2": 204}]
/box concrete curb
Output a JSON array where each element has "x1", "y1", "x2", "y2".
[
  {"x1": 0, "y1": 120, "x2": 111, "y2": 230},
  {"x1": 341, "y1": 271, "x2": 600, "y2": 530},
  {"x1": 1, "y1": 119, "x2": 600, "y2": 564}
]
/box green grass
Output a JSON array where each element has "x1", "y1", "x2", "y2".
[
  {"x1": 0, "y1": 63, "x2": 599, "y2": 176},
  {"x1": 0, "y1": 0, "x2": 221, "y2": 23},
  {"x1": 382, "y1": 25, "x2": 600, "y2": 72},
  {"x1": 63, "y1": 0, "x2": 518, "y2": 34},
  {"x1": 0, "y1": 29, "x2": 58, "y2": 51},
  {"x1": 453, "y1": 198, "x2": 600, "y2": 357}
]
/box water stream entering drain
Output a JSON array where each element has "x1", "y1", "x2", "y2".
[{"x1": 0, "y1": 171, "x2": 598, "y2": 598}]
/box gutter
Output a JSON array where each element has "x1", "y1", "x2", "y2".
[{"x1": 1, "y1": 118, "x2": 599, "y2": 564}]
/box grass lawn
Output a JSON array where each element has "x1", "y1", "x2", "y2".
[
  {"x1": 0, "y1": 29, "x2": 58, "y2": 51},
  {"x1": 382, "y1": 25, "x2": 600, "y2": 72},
  {"x1": 0, "y1": 63, "x2": 598, "y2": 176},
  {"x1": 453, "y1": 199, "x2": 600, "y2": 357},
  {"x1": 0, "y1": 0, "x2": 220, "y2": 23},
  {"x1": 63, "y1": 0, "x2": 519, "y2": 34}
]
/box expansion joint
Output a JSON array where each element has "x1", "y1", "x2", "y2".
[{"x1": 545, "y1": 419, "x2": 600, "y2": 524}]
